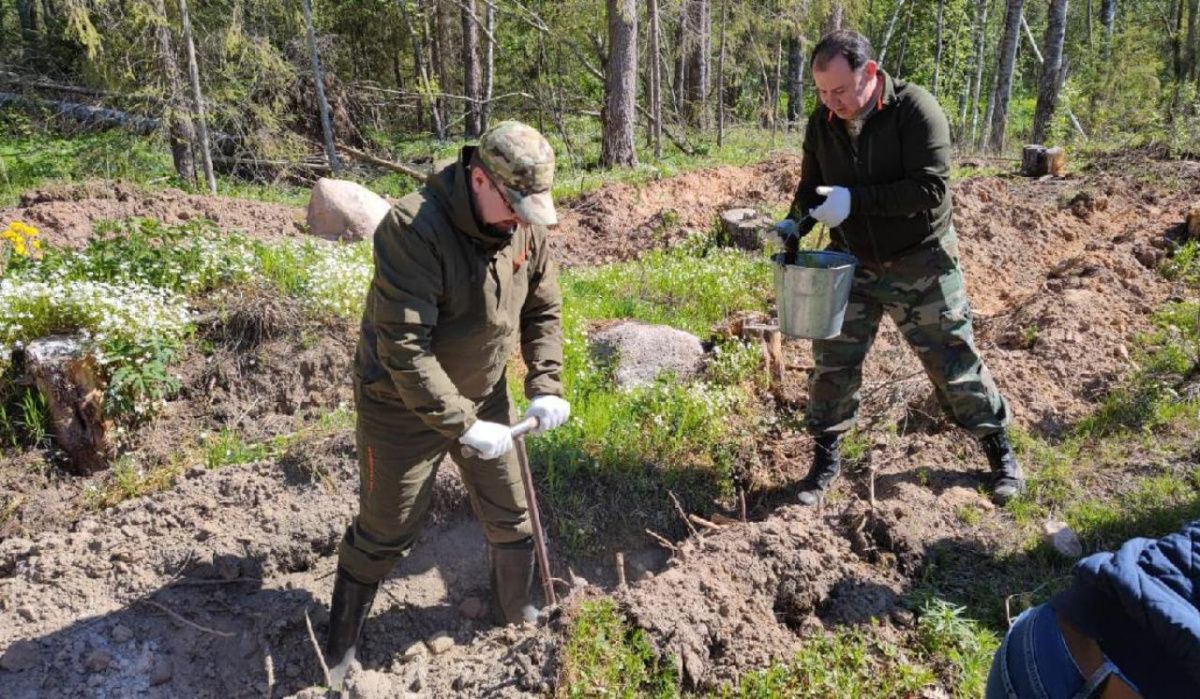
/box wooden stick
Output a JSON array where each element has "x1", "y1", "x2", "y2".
[
  {"x1": 644, "y1": 529, "x2": 678, "y2": 551},
  {"x1": 336, "y1": 143, "x2": 430, "y2": 181},
  {"x1": 615, "y1": 552, "x2": 627, "y2": 589},
  {"x1": 263, "y1": 642, "x2": 275, "y2": 699},
  {"x1": 688, "y1": 513, "x2": 723, "y2": 532},
  {"x1": 140, "y1": 599, "x2": 235, "y2": 638},
  {"x1": 739, "y1": 488, "x2": 748, "y2": 522},
  {"x1": 304, "y1": 608, "x2": 332, "y2": 689},
  {"x1": 668, "y1": 491, "x2": 699, "y2": 537}
]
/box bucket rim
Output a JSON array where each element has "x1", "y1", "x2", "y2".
[{"x1": 771, "y1": 249, "x2": 859, "y2": 269}]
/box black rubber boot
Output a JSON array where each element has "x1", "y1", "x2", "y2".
[
  {"x1": 798, "y1": 433, "x2": 842, "y2": 506},
  {"x1": 490, "y1": 539, "x2": 539, "y2": 625},
  {"x1": 981, "y1": 429, "x2": 1025, "y2": 504},
  {"x1": 324, "y1": 567, "x2": 379, "y2": 691}
]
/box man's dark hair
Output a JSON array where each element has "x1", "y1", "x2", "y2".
[{"x1": 810, "y1": 30, "x2": 874, "y2": 72}]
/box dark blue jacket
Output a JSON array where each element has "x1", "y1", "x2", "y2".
[{"x1": 1051, "y1": 519, "x2": 1200, "y2": 698}]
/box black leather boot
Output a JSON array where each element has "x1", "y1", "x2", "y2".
[
  {"x1": 490, "y1": 539, "x2": 539, "y2": 625},
  {"x1": 798, "y1": 433, "x2": 842, "y2": 506},
  {"x1": 324, "y1": 567, "x2": 379, "y2": 691},
  {"x1": 981, "y1": 429, "x2": 1025, "y2": 504}
]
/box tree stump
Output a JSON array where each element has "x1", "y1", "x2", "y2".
[
  {"x1": 25, "y1": 336, "x2": 114, "y2": 475},
  {"x1": 1186, "y1": 204, "x2": 1200, "y2": 241},
  {"x1": 1020, "y1": 145, "x2": 1066, "y2": 177},
  {"x1": 720, "y1": 208, "x2": 773, "y2": 251}
]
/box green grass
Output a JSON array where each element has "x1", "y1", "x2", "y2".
[
  {"x1": 524, "y1": 233, "x2": 776, "y2": 552},
  {"x1": 559, "y1": 598, "x2": 678, "y2": 698}
]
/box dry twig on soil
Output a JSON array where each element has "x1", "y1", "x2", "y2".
[
  {"x1": 139, "y1": 599, "x2": 235, "y2": 638},
  {"x1": 304, "y1": 608, "x2": 333, "y2": 689}
]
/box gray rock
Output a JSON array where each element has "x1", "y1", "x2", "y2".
[
  {"x1": 110, "y1": 625, "x2": 134, "y2": 644},
  {"x1": 425, "y1": 633, "x2": 455, "y2": 655},
  {"x1": 84, "y1": 649, "x2": 112, "y2": 673},
  {"x1": 150, "y1": 657, "x2": 173, "y2": 685},
  {"x1": 1, "y1": 640, "x2": 41, "y2": 672},
  {"x1": 589, "y1": 321, "x2": 706, "y2": 388},
  {"x1": 1044, "y1": 520, "x2": 1084, "y2": 558}
]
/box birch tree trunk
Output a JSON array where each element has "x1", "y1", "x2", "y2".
[
  {"x1": 178, "y1": 0, "x2": 216, "y2": 194},
  {"x1": 602, "y1": 0, "x2": 638, "y2": 167},
  {"x1": 462, "y1": 0, "x2": 482, "y2": 137},
  {"x1": 482, "y1": 0, "x2": 495, "y2": 132},
  {"x1": 1031, "y1": 0, "x2": 1069, "y2": 144},
  {"x1": 988, "y1": 0, "x2": 1025, "y2": 152},
  {"x1": 933, "y1": 0, "x2": 946, "y2": 95}
]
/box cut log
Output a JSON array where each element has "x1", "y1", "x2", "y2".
[
  {"x1": 26, "y1": 336, "x2": 114, "y2": 475},
  {"x1": 1020, "y1": 145, "x2": 1067, "y2": 177},
  {"x1": 1186, "y1": 204, "x2": 1200, "y2": 241},
  {"x1": 720, "y1": 208, "x2": 774, "y2": 251}
]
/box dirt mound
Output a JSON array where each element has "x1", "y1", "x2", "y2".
[
  {"x1": 1, "y1": 182, "x2": 306, "y2": 248},
  {"x1": 551, "y1": 154, "x2": 802, "y2": 267}
]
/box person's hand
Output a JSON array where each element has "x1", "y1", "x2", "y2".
[
  {"x1": 460, "y1": 420, "x2": 514, "y2": 460},
  {"x1": 808, "y1": 186, "x2": 851, "y2": 228},
  {"x1": 524, "y1": 395, "x2": 570, "y2": 434}
]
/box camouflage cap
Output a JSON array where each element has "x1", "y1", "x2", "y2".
[{"x1": 478, "y1": 121, "x2": 558, "y2": 226}]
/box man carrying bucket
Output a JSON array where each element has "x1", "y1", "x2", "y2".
[{"x1": 776, "y1": 30, "x2": 1024, "y2": 506}]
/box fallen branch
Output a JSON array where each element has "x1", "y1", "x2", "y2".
[
  {"x1": 336, "y1": 143, "x2": 430, "y2": 181},
  {"x1": 668, "y1": 491, "x2": 700, "y2": 537},
  {"x1": 644, "y1": 528, "x2": 678, "y2": 551},
  {"x1": 139, "y1": 599, "x2": 235, "y2": 638},
  {"x1": 688, "y1": 513, "x2": 723, "y2": 532}
]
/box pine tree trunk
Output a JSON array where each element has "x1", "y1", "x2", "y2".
[
  {"x1": 482, "y1": 0, "x2": 495, "y2": 132},
  {"x1": 895, "y1": 3, "x2": 914, "y2": 77},
  {"x1": 649, "y1": 0, "x2": 663, "y2": 157},
  {"x1": 683, "y1": 0, "x2": 710, "y2": 129},
  {"x1": 398, "y1": 0, "x2": 443, "y2": 138},
  {"x1": 462, "y1": 0, "x2": 482, "y2": 137},
  {"x1": 1031, "y1": 0, "x2": 1069, "y2": 144},
  {"x1": 178, "y1": 0, "x2": 216, "y2": 194},
  {"x1": 302, "y1": 0, "x2": 341, "y2": 172},
  {"x1": 17, "y1": 0, "x2": 39, "y2": 66},
  {"x1": 933, "y1": 0, "x2": 946, "y2": 95},
  {"x1": 602, "y1": 0, "x2": 638, "y2": 167},
  {"x1": 771, "y1": 37, "x2": 782, "y2": 146},
  {"x1": 825, "y1": 1, "x2": 845, "y2": 34},
  {"x1": 787, "y1": 35, "x2": 805, "y2": 130},
  {"x1": 151, "y1": 0, "x2": 196, "y2": 185},
  {"x1": 988, "y1": 0, "x2": 1025, "y2": 152}
]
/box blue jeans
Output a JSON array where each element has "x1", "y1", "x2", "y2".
[{"x1": 985, "y1": 604, "x2": 1130, "y2": 699}]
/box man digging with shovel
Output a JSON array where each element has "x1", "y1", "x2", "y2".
[
  {"x1": 322, "y1": 121, "x2": 568, "y2": 690},
  {"x1": 776, "y1": 30, "x2": 1025, "y2": 506}
]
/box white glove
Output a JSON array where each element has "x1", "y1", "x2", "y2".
[
  {"x1": 808, "y1": 186, "x2": 851, "y2": 228},
  {"x1": 460, "y1": 420, "x2": 514, "y2": 460},
  {"x1": 524, "y1": 395, "x2": 570, "y2": 435}
]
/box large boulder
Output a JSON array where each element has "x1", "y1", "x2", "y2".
[
  {"x1": 589, "y1": 321, "x2": 706, "y2": 388},
  {"x1": 305, "y1": 178, "x2": 391, "y2": 242}
]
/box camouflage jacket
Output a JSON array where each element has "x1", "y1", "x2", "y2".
[{"x1": 355, "y1": 146, "x2": 564, "y2": 437}]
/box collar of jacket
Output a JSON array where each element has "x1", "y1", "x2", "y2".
[
  {"x1": 427, "y1": 145, "x2": 514, "y2": 252},
  {"x1": 825, "y1": 69, "x2": 897, "y2": 124}
]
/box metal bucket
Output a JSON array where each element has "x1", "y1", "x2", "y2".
[{"x1": 772, "y1": 250, "x2": 858, "y2": 339}]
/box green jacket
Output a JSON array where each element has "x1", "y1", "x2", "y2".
[
  {"x1": 355, "y1": 146, "x2": 564, "y2": 438},
  {"x1": 789, "y1": 71, "x2": 952, "y2": 265}
]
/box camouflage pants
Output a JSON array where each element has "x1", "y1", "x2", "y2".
[
  {"x1": 806, "y1": 229, "x2": 1009, "y2": 438},
  {"x1": 336, "y1": 378, "x2": 532, "y2": 585}
]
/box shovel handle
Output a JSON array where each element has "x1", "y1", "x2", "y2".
[{"x1": 460, "y1": 416, "x2": 540, "y2": 459}]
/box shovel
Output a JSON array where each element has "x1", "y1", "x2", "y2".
[{"x1": 462, "y1": 417, "x2": 558, "y2": 607}]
